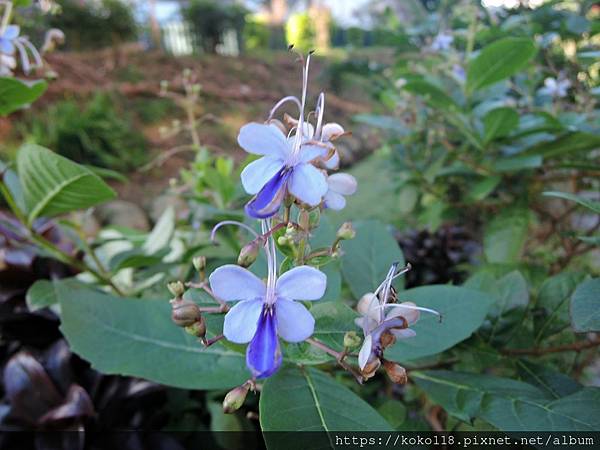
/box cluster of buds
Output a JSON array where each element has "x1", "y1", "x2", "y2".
[
  {"x1": 168, "y1": 280, "x2": 207, "y2": 342},
  {"x1": 355, "y1": 263, "x2": 441, "y2": 383}
]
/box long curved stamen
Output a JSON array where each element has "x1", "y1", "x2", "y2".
[
  {"x1": 211, "y1": 220, "x2": 260, "y2": 243},
  {"x1": 262, "y1": 219, "x2": 278, "y2": 305},
  {"x1": 20, "y1": 38, "x2": 42, "y2": 68},
  {"x1": 314, "y1": 92, "x2": 325, "y2": 139},
  {"x1": 13, "y1": 39, "x2": 30, "y2": 73},
  {"x1": 381, "y1": 303, "x2": 442, "y2": 321},
  {"x1": 290, "y1": 51, "x2": 313, "y2": 163},
  {"x1": 268, "y1": 96, "x2": 302, "y2": 121},
  {"x1": 0, "y1": 1, "x2": 13, "y2": 34}
]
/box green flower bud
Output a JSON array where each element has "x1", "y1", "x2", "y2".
[
  {"x1": 343, "y1": 331, "x2": 362, "y2": 349},
  {"x1": 171, "y1": 299, "x2": 201, "y2": 327},
  {"x1": 336, "y1": 222, "x2": 356, "y2": 240},
  {"x1": 308, "y1": 209, "x2": 320, "y2": 229},
  {"x1": 168, "y1": 281, "x2": 185, "y2": 298},
  {"x1": 184, "y1": 316, "x2": 206, "y2": 338},
  {"x1": 192, "y1": 256, "x2": 206, "y2": 272},
  {"x1": 238, "y1": 239, "x2": 262, "y2": 268},
  {"x1": 223, "y1": 383, "x2": 250, "y2": 414},
  {"x1": 277, "y1": 235, "x2": 289, "y2": 246}
]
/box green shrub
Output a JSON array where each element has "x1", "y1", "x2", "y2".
[
  {"x1": 182, "y1": 0, "x2": 247, "y2": 53},
  {"x1": 24, "y1": 93, "x2": 147, "y2": 171},
  {"x1": 49, "y1": 0, "x2": 138, "y2": 50},
  {"x1": 285, "y1": 12, "x2": 315, "y2": 52}
]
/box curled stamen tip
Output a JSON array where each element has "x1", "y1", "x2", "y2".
[
  {"x1": 405, "y1": 262, "x2": 412, "y2": 270},
  {"x1": 288, "y1": 44, "x2": 295, "y2": 50},
  {"x1": 309, "y1": 49, "x2": 316, "y2": 55}
]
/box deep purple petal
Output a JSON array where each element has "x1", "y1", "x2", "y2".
[
  {"x1": 245, "y1": 166, "x2": 292, "y2": 219},
  {"x1": 246, "y1": 305, "x2": 282, "y2": 378}
]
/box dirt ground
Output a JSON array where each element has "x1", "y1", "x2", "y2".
[{"x1": 4, "y1": 48, "x2": 381, "y2": 204}]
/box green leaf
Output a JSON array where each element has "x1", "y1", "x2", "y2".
[
  {"x1": 377, "y1": 400, "x2": 406, "y2": 429},
  {"x1": 341, "y1": 220, "x2": 404, "y2": 298},
  {"x1": 403, "y1": 80, "x2": 459, "y2": 112},
  {"x1": 142, "y1": 205, "x2": 176, "y2": 254},
  {"x1": 260, "y1": 366, "x2": 392, "y2": 434},
  {"x1": 517, "y1": 360, "x2": 582, "y2": 399},
  {"x1": 413, "y1": 371, "x2": 600, "y2": 431},
  {"x1": 57, "y1": 281, "x2": 248, "y2": 389},
  {"x1": 543, "y1": 191, "x2": 600, "y2": 214},
  {"x1": 0, "y1": 77, "x2": 47, "y2": 116},
  {"x1": 483, "y1": 208, "x2": 529, "y2": 264},
  {"x1": 26, "y1": 280, "x2": 58, "y2": 312},
  {"x1": 353, "y1": 114, "x2": 408, "y2": 134},
  {"x1": 467, "y1": 38, "x2": 537, "y2": 92},
  {"x1": 284, "y1": 302, "x2": 357, "y2": 365},
  {"x1": 523, "y1": 132, "x2": 600, "y2": 159},
  {"x1": 386, "y1": 285, "x2": 495, "y2": 362},
  {"x1": 483, "y1": 107, "x2": 519, "y2": 142},
  {"x1": 16, "y1": 144, "x2": 116, "y2": 224},
  {"x1": 467, "y1": 176, "x2": 501, "y2": 202},
  {"x1": 570, "y1": 278, "x2": 600, "y2": 332},
  {"x1": 494, "y1": 155, "x2": 542, "y2": 172}
]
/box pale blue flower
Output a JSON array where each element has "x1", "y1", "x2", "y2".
[
  {"x1": 209, "y1": 249, "x2": 326, "y2": 378},
  {"x1": 239, "y1": 122, "x2": 328, "y2": 218},
  {"x1": 0, "y1": 25, "x2": 19, "y2": 54},
  {"x1": 431, "y1": 32, "x2": 453, "y2": 51},
  {"x1": 539, "y1": 77, "x2": 571, "y2": 98}
]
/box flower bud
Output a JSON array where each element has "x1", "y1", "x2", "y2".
[
  {"x1": 336, "y1": 222, "x2": 356, "y2": 240},
  {"x1": 168, "y1": 281, "x2": 185, "y2": 298},
  {"x1": 184, "y1": 317, "x2": 206, "y2": 338},
  {"x1": 308, "y1": 209, "x2": 320, "y2": 229},
  {"x1": 298, "y1": 210, "x2": 310, "y2": 231},
  {"x1": 343, "y1": 331, "x2": 362, "y2": 349},
  {"x1": 171, "y1": 299, "x2": 201, "y2": 327},
  {"x1": 383, "y1": 360, "x2": 407, "y2": 385},
  {"x1": 223, "y1": 383, "x2": 250, "y2": 414},
  {"x1": 192, "y1": 256, "x2": 206, "y2": 272},
  {"x1": 237, "y1": 239, "x2": 261, "y2": 268}
]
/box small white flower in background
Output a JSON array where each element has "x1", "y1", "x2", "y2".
[
  {"x1": 324, "y1": 173, "x2": 357, "y2": 211},
  {"x1": 539, "y1": 77, "x2": 571, "y2": 98},
  {"x1": 395, "y1": 78, "x2": 407, "y2": 89},
  {"x1": 452, "y1": 64, "x2": 466, "y2": 84},
  {"x1": 431, "y1": 32, "x2": 453, "y2": 51}
]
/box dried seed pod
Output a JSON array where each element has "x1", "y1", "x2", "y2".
[
  {"x1": 184, "y1": 316, "x2": 206, "y2": 338},
  {"x1": 171, "y1": 300, "x2": 201, "y2": 327},
  {"x1": 383, "y1": 360, "x2": 407, "y2": 385}
]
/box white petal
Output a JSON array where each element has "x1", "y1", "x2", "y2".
[
  {"x1": 223, "y1": 299, "x2": 263, "y2": 343},
  {"x1": 288, "y1": 163, "x2": 327, "y2": 206},
  {"x1": 240, "y1": 157, "x2": 284, "y2": 195},
  {"x1": 358, "y1": 335, "x2": 372, "y2": 370},
  {"x1": 385, "y1": 301, "x2": 420, "y2": 325},
  {"x1": 328, "y1": 173, "x2": 357, "y2": 196},
  {"x1": 276, "y1": 265, "x2": 326, "y2": 301},
  {"x1": 238, "y1": 123, "x2": 291, "y2": 159},
  {"x1": 357, "y1": 293, "x2": 381, "y2": 323},
  {"x1": 324, "y1": 191, "x2": 346, "y2": 210},
  {"x1": 321, "y1": 123, "x2": 345, "y2": 142},
  {"x1": 209, "y1": 265, "x2": 266, "y2": 302},
  {"x1": 275, "y1": 298, "x2": 315, "y2": 342},
  {"x1": 355, "y1": 316, "x2": 378, "y2": 336}
]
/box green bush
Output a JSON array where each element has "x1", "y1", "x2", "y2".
[
  {"x1": 182, "y1": 0, "x2": 247, "y2": 53},
  {"x1": 49, "y1": 0, "x2": 138, "y2": 50},
  {"x1": 285, "y1": 12, "x2": 315, "y2": 52},
  {"x1": 24, "y1": 93, "x2": 147, "y2": 171}
]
